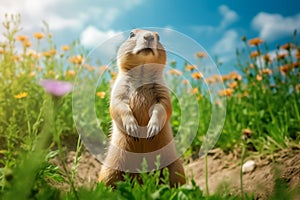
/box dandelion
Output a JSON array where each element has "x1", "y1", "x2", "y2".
[
  {"x1": 14, "y1": 92, "x2": 28, "y2": 99},
  {"x1": 96, "y1": 91, "x2": 106, "y2": 99},
  {"x1": 185, "y1": 64, "x2": 196, "y2": 71},
  {"x1": 218, "y1": 88, "x2": 233, "y2": 97},
  {"x1": 256, "y1": 74, "x2": 262, "y2": 81},
  {"x1": 39, "y1": 79, "x2": 73, "y2": 97},
  {"x1": 33, "y1": 32, "x2": 45, "y2": 40},
  {"x1": 248, "y1": 37, "x2": 263, "y2": 46},
  {"x1": 250, "y1": 51, "x2": 260, "y2": 58},
  {"x1": 191, "y1": 72, "x2": 203, "y2": 80},
  {"x1": 23, "y1": 40, "x2": 31, "y2": 48},
  {"x1": 195, "y1": 51, "x2": 207, "y2": 58},
  {"x1": 167, "y1": 69, "x2": 182, "y2": 76},
  {"x1": 61, "y1": 45, "x2": 70, "y2": 51}
]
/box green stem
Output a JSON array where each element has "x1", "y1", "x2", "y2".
[{"x1": 205, "y1": 153, "x2": 210, "y2": 196}]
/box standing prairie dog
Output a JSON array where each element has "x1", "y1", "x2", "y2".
[{"x1": 98, "y1": 29, "x2": 185, "y2": 187}]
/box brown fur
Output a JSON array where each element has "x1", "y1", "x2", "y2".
[{"x1": 98, "y1": 29, "x2": 186, "y2": 187}]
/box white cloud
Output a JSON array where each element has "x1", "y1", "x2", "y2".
[
  {"x1": 218, "y1": 5, "x2": 239, "y2": 29},
  {"x1": 80, "y1": 26, "x2": 122, "y2": 47},
  {"x1": 191, "y1": 5, "x2": 238, "y2": 34},
  {"x1": 212, "y1": 30, "x2": 240, "y2": 62},
  {"x1": 252, "y1": 12, "x2": 300, "y2": 41},
  {"x1": 0, "y1": 0, "x2": 143, "y2": 33}
]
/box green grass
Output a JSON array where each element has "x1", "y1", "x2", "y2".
[{"x1": 0, "y1": 14, "x2": 299, "y2": 199}]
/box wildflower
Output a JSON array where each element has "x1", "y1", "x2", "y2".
[
  {"x1": 96, "y1": 91, "x2": 106, "y2": 99},
  {"x1": 295, "y1": 50, "x2": 300, "y2": 59},
  {"x1": 191, "y1": 72, "x2": 203, "y2": 80},
  {"x1": 227, "y1": 81, "x2": 238, "y2": 89},
  {"x1": 0, "y1": 48, "x2": 4, "y2": 54},
  {"x1": 278, "y1": 64, "x2": 291, "y2": 75},
  {"x1": 218, "y1": 88, "x2": 233, "y2": 97},
  {"x1": 84, "y1": 64, "x2": 95, "y2": 71},
  {"x1": 110, "y1": 71, "x2": 117, "y2": 80},
  {"x1": 248, "y1": 37, "x2": 263, "y2": 46},
  {"x1": 295, "y1": 84, "x2": 300, "y2": 93},
  {"x1": 29, "y1": 71, "x2": 36, "y2": 78},
  {"x1": 61, "y1": 45, "x2": 70, "y2": 51},
  {"x1": 281, "y1": 43, "x2": 295, "y2": 50},
  {"x1": 68, "y1": 55, "x2": 84, "y2": 65},
  {"x1": 197, "y1": 94, "x2": 202, "y2": 100},
  {"x1": 23, "y1": 40, "x2": 31, "y2": 48},
  {"x1": 14, "y1": 92, "x2": 28, "y2": 99},
  {"x1": 229, "y1": 71, "x2": 242, "y2": 81},
  {"x1": 293, "y1": 62, "x2": 300, "y2": 69},
  {"x1": 185, "y1": 64, "x2": 196, "y2": 71},
  {"x1": 242, "y1": 128, "x2": 253, "y2": 140},
  {"x1": 195, "y1": 52, "x2": 207, "y2": 58},
  {"x1": 277, "y1": 53, "x2": 287, "y2": 60},
  {"x1": 98, "y1": 65, "x2": 109, "y2": 75},
  {"x1": 39, "y1": 79, "x2": 73, "y2": 97},
  {"x1": 222, "y1": 75, "x2": 230, "y2": 82},
  {"x1": 256, "y1": 74, "x2": 262, "y2": 81},
  {"x1": 16, "y1": 35, "x2": 29, "y2": 42},
  {"x1": 66, "y1": 70, "x2": 76, "y2": 77},
  {"x1": 191, "y1": 88, "x2": 198, "y2": 94},
  {"x1": 249, "y1": 64, "x2": 255, "y2": 69},
  {"x1": 33, "y1": 32, "x2": 45, "y2": 40},
  {"x1": 263, "y1": 54, "x2": 271, "y2": 63},
  {"x1": 167, "y1": 69, "x2": 182, "y2": 76},
  {"x1": 259, "y1": 68, "x2": 272, "y2": 75},
  {"x1": 182, "y1": 79, "x2": 189, "y2": 85},
  {"x1": 48, "y1": 49, "x2": 57, "y2": 56},
  {"x1": 250, "y1": 51, "x2": 260, "y2": 58}
]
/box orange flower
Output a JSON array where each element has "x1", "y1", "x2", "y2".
[
  {"x1": 218, "y1": 88, "x2": 233, "y2": 97},
  {"x1": 195, "y1": 51, "x2": 207, "y2": 58},
  {"x1": 295, "y1": 84, "x2": 300, "y2": 93},
  {"x1": 182, "y1": 79, "x2": 189, "y2": 85},
  {"x1": 277, "y1": 53, "x2": 287, "y2": 60},
  {"x1": 16, "y1": 35, "x2": 29, "y2": 42},
  {"x1": 29, "y1": 71, "x2": 36, "y2": 78},
  {"x1": 66, "y1": 70, "x2": 76, "y2": 77},
  {"x1": 281, "y1": 43, "x2": 295, "y2": 50},
  {"x1": 185, "y1": 64, "x2": 196, "y2": 71},
  {"x1": 222, "y1": 75, "x2": 230, "y2": 82},
  {"x1": 96, "y1": 91, "x2": 106, "y2": 99},
  {"x1": 191, "y1": 72, "x2": 203, "y2": 80},
  {"x1": 61, "y1": 45, "x2": 70, "y2": 51},
  {"x1": 229, "y1": 71, "x2": 242, "y2": 81},
  {"x1": 191, "y1": 88, "x2": 199, "y2": 94},
  {"x1": 49, "y1": 49, "x2": 57, "y2": 56},
  {"x1": 23, "y1": 40, "x2": 31, "y2": 48},
  {"x1": 227, "y1": 81, "x2": 238, "y2": 89},
  {"x1": 259, "y1": 68, "x2": 272, "y2": 75},
  {"x1": 110, "y1": 71, "x2": 117, "y2": 80},
  {"x1": 293, "y1": 62, "x2": 300, "y2": 69},
  {"x1": 33, "y1": 32, "x2": 45, "y2": 40},
  {"x1": 256, "y1": 74, "x2": 262, "y2": 81},
  {"x1": 14, "y1": 92, "x2": 28, "y2": 99},
  {"x1": 0, "y1": 48, "x2": 4, "y2": 54},
  {"x1": 167, "y1": 69, "x2": 182, "y2": 76},
  {"x1": 250, "y1": 51, "x2": 260, "y2": 58},
  {"x1": 263, "y1": 54, "x2": 271, "y2": 63},
  {"x1": 278, "y1": 64, "x2": 291, "y2": 75},
  {"x1": 248, "y1": 37, "x2": 263, "y2": 46},
  {"x1": 295, "y1": 50, "x2": 300, "y2": 59},
  {"x1": 68, "y1": 55, "x2": 84, "y2": 65}
]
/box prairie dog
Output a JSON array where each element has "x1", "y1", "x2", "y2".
[{"x1": 98, "y1": 29, "x2": 185, "y2": 187}]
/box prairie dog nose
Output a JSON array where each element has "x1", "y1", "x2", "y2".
[{"x1": 143, "y1": 32, "x2": 154, "y2": 42}]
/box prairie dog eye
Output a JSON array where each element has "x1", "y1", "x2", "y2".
[{"x1": 129, "y1": 31, "x2": 135, "y2": 38}]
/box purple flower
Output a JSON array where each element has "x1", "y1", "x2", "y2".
[{"x1": 39, "y1": 79, "x2": 73, "y2": 97}]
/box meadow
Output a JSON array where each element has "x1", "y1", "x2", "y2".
[{"x1": 0, "y1": 14, "x2": 299, "y2": 199}]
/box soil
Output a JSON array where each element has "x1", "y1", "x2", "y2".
[{"x1": 52, "y1": 142, "x2": 300, "y2": 200}]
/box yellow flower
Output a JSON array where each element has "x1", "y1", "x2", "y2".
[
  {"x1": 182, "y1": 79, "x2": 189, "y2": 85},
  {"x1": 227, "y1": 81, "x2": 238, "y2": 89},
  {"x1": 66, "y1": 70, "x2": 76, "y2": 77},
  {"x1": 195, "y1": 51, "x2": 207, "y2": 58},
  {"x1": 33, "y1": 32, "x2": 45, "y2": 40},
  {"x1": 14, "y1": 92, "x2": 28, "y2": 99},
  {"x1": 23, "y1": 40, "x2": 31, "y2": 48},
  {"x1": 256, "y1": 74, "x2": 262, "y2": 81},
  {"x1": 191, "y1": 72, "x2": 203, "y2": 80},
  {"x1": 185, "y1": 64, "x2": 196, "y2": 71},
  {"x1": 191, "y1": 88, "x2": 199, "y2": 94},
  {"x1": 68, "y1": 55, "x2": 84, "y2": 65},
  {"x1": 248, "y1": 37, "x2": 263, "y2": 46},
  {"x1": 0, "y1": 48, "x2": 4, "y2": 54},
  {"x1": 250, "y1": 51, "x2": 260, "y2": 58},
  {"x1": 218, "y1": 88, "x2": 233, "y2": 97},
  {"x1": 16, "y1": 35, "x2": 29, "y2": 42},
  {"x1": 29, "y1": 72, "x2": 36, "y2": 78},
  {"x1": 96, "y1": 92, "x2": 106, "y2": 99},
  {"x1": 61, "y1": 45, "x2": 70, "y2": 51},
  {"x1": 167, "y1": 69, "x2": 182, "y2": 76},
  {"x1": 259, "y1": 68, "x2": 272, "y2": 75}
]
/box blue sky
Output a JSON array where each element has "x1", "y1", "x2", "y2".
[{"x1": 1, "y1": 0, "x2": 300, "y2": 73}]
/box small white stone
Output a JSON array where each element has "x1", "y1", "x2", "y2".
[{"x1": 242, "y1": 160, "x2": 256, "y2": 173}]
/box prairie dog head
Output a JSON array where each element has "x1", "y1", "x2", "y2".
[{"x1": 117, "y1": 29, "x2": 166, "y2": 72}]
